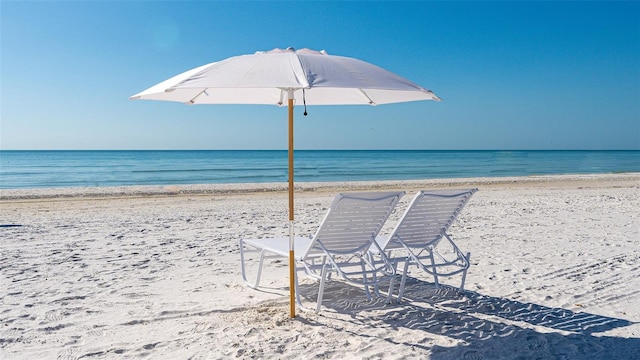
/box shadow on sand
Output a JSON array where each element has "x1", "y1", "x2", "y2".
[{"x1": 297, "y1": 277, "x2": 638, "y2": 360}]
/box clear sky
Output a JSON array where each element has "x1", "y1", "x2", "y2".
[{"x1": 1, "y1": 1, "x2": 639, "y2": 150}]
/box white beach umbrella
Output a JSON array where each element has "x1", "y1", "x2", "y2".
[{"x1": 130, "y1": 47, "x2": 441, "y2": 317}]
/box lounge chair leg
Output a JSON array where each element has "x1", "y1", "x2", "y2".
[
  {"x1": 459, "y1": 252, "x2": 471, "y2": 293},
  {"x1": 294, "y1": 265, "x2": 311, "y2": 313},
  {"x1": 429, "y1": 248, "x2": 439, "y2": 288},
  {"x1": 372, "y1": 273, "x2": 382, "y2": 299},
  {"x1": 367, "y1": 253, "x2": 381, "y2": 298},
  {"x1": 316, "y1": 265, "x2": 329, "y2": 313},
  {"x1": 386, "y1": 273, "x2": 396, "y2": 304},
  {"x1": 294, "y1": 265, "x2": 303, "y2": 307},
  {"x1": 397, "y1": 260, "x2": 410, "y2": 302},
  {"x1": 239, "y1": 241, "x2": 265, "y2": 289},
  {"x1": 386, "y1": 261, "x2": 399, "y2": 303},
  {"x1": 360, "y1": 261, "x2": 374, "y2": 300}
]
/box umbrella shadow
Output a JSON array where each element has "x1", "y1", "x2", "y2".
[{"x1": 296, "y1": 277, "x2": 639, "y2": 359}]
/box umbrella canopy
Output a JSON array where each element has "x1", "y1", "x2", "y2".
[
  {"x1": 130, "y1": 48, "x2": 440, "y2": 105},
  {"x1": 130, "y1": 47, "x2": 440, "y2": 318}
]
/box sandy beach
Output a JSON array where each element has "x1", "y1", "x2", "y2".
[{"x1": 1, "y1": 173, "x2": 639, "y2": 359}]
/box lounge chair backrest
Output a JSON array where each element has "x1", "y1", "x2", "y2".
[
  {"x1": 307, "y1": 191, "x2": 405, "y2": 257},
  {"x1": 382, "y1": 189, "x2": 477, "y2": 250}
]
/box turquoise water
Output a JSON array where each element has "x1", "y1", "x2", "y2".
[{"x1": 0, "y1": 150, "x2": 638, "y2": 189}]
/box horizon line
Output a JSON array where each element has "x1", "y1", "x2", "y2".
[{"x1": 1, "y1": 149, "x2": 639, "y2": 152}]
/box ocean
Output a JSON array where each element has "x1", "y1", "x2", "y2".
[{"x1": 0, "y1": 150, "x2": 638, "y2": 189}]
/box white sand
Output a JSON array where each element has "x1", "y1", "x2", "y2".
[{"x1": 1, "y1": 174, "x2": 639, "y2": 359}]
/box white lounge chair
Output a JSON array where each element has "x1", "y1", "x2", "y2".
[
  {"x1": 239, "y1": 191, "x2": 405, "y2": 313},
  {"x1": 374, "y1": 189, "x2": 477, "y2": 301}
]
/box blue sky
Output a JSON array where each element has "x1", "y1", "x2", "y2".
[{"x1": 1, "y1": 1, "x2": 639, "y2": 150}]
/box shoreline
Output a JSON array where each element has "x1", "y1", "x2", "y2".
[{"x1": 1, "y1": 172, "x2": 638, "y2": 201}]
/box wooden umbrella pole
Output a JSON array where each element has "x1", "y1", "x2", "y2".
[{"x1": 288, "y1": 91, "x2": 296, "y2": 318}]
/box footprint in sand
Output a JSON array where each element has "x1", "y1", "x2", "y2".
[
  {"x1": 193, "y1": 322, "x2": 212, "y2": 333},
  {"x1": 56, "y1": 347, "x2": 79, "y2": 360},
  {"x1": 86, "y1": 326, "x2": 105, "y2": 337},
  {"x1": 462, "y1": 350, "x2": 484, "y2": 360},
  {"x1": 121, "y1": 292, "x2": 148, "y2": 299},
  {"x1": 44, "y1": 310, "x2": 65, "y2": 322},
  {"x1": 526, "y1": 334, "x2": 548, "y2": 350},
  {"x1": 4, "y1": 327, "x2": 22, "y2": 337}
]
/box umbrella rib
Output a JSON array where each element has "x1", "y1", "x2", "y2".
[
  {"x1": 358, "y1": 89, "x2": 376, "y2": 105},
  {"x1": 188, "y1": 89, "x2": 208, "y2": 104}
]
